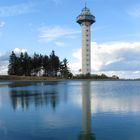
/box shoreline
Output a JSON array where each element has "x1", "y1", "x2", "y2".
[
  {"x1": 0, "y1": 75, "x2": 139, "y2": 82},
  {"x1": 0, "y1": 75, "x2": 65, "y2": 82}
]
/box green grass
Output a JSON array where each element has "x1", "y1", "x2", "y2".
[{"x1": 0, "y1": 75, "x2": 64, "y2": 81}]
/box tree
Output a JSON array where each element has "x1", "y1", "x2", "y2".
[
  {"x1": 42, "y1": 55, "x2": 49, "y2": 76},
  {"x1": 8, "y1": 51, "x2": 18, "y2": 75},
  {"x1": 49, "y1": 50, "x2": 60, "y2": 76},
  {"x1": 32, "y1": 53, "x2": 42, "y2": 76},
  {"x1": 60, "y1": 58, "x2": 72, "y2": 78},
  {"x1": 8, "y1": 50, "x2": 72, "y2": 78},
  {"x1": 23, "y1": 52, "x2": 32, "y2": 76},
  {"x1": 17, "y1": 52, "x2": 24, "y2": 76}
]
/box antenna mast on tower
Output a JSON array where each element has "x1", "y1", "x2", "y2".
[{"x1": 84, "y1": 0, "x2": 87, "y2": 7}]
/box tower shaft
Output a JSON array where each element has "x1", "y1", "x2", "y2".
[{"x1": 82, "y1": 22, "x2": 91, "y2": 74}]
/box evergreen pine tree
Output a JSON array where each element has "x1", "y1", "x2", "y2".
[
  {"x1": 60, "y1": 58, "x2": 72, "y2": 78},
  {"x1": 49, "y1": 50, "x2": 60, "y2": 76},
  {"x1": 42, "y1": 55, "x2": 49, "y2": 76},
  {"x1": 8, "y1": 51, "x2": 17, "y2": 75}
]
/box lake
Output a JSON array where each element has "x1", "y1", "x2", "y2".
[{"x1": 0, "y1": 80, "x2": 140, "y2": 140}]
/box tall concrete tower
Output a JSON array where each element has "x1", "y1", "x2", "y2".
[{"x1": 77, "y1": 6, "x2": 95, "y2": 74}]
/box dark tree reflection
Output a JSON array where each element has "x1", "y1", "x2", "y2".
[{"x1": 10, "y1": 89, "x2": 59, "y2": 110}]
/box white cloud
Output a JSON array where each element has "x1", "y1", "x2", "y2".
[
  {"x1": 39, "y1": 26, "x2": 80, "y2": 43},
  {"x1": 0, "y1": 2, "x2": 36, "y2": 17},
  {"x1": 0, "y1": 62, "x2": 8, "y2": 75},
  {"x1": 13, "y1": 48, "x2": 26, "y2": 54},
  {"x1": 55, "y1": 41, "x2": 65, "y2": 47},
  {"x1": 0, "y1": 52, "x2": 9, "y2": 75},
  {"x1": 70, "y1": 41, "x2": 140, "y2": 78},
  {"x1": 0, "y1": 21, "x2": 5, "y2": 28}
]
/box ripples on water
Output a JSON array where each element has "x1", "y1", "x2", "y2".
[{"x1": 0, "y1": 80, "x2": 140, "y2": 140}]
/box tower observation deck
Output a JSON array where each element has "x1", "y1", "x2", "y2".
[{"x1": 77, "y1": 6, "x2": 95, "y2": 74}]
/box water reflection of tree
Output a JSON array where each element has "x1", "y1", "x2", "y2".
[
  {"x1": 9, "y1": 81, "x2": 69, "y2": 111},
  {"x1": 79, "y1": 82, "x2": 96, "y2": 140},
  {"x1": 10, "y1": 90, "x2": 59, "y2": 111},
  {"x1": 8, "y1": 82, "x2": 32, "y2": 88}
]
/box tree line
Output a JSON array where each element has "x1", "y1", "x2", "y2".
[
  {"x1": 74, "y1": 73, "x2": 119, "y2": 80},
  {"x1": 8, "y1": 50, "x2": 72, "y2": 78}
]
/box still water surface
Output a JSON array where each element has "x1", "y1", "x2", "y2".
[{"x1": 0, "y1": 80, "x2": 140, "y2": 140}]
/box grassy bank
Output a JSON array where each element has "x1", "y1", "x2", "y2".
[
  {"x1": 0, "y1": 74, "x2": 134, "y2": 81},
  {"x1": 0, "y1": 75, "x2": 64, "y2": 81}
]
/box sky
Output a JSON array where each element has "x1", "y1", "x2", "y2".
[{"x1": 0, "y1": 0, "x2": 140, "y2": 78}]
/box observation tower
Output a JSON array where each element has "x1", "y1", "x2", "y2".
[{"x1": 77, "y1": 6, "x2": 95, "y2": 74}]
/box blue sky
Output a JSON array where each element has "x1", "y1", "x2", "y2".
[{"x1": 0, "y1": 0, "x2": 140, "y2": 78}]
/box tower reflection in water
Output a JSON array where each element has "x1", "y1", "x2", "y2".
[{"x1": 79, "y1": 81, "x2": 95, "y2": 140}]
